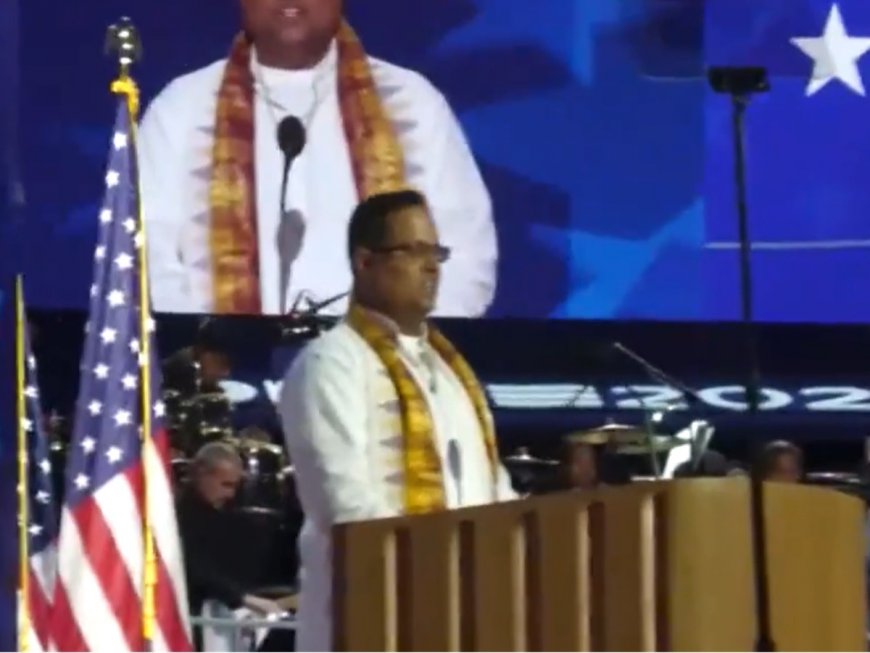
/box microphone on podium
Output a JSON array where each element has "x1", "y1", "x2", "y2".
[
  {"x1": 276, "y1": 116, "x2": 306, "y2": 312},
  {"x1": 447, "y1": 439, "x2": 463, "y2": 507},
  {"x1": 277, "y1": 116, "x2": 306, "y2": 204}
]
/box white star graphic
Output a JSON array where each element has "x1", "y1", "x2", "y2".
[
  {"x1": 113, "y1": 132, "x2": 128, "y2": 150},
  {"x1": 130, "y1": 339, "x2": 140, "y2": 354},
  {"x1": 106, "y1": 447, "x2": 123, "y2": 464},
  {"x1": 24, "y1": 385, "x2": 38, "y2": 399},
  {"x1": 146, "y1": 317, "x2": 156, "y2": 333},
  {"x1": 114, "y1": 409, "x2": 132, "y2": 426},
  {"x1": 80, "y1": 437, "x2": 96, "y2": 454},
  {"x1": 74, "y1": 473, "x2": 90, "y2": 490},
  {"x1": 123, "y1": 217, "x2": 137, "y2": 234},
  {"x1": 27, "y1": 355, "x2": 36, "y2": 371},
  {"x1": 105, "y1": 170, "x2": 120, "y2": 188},
  {"x1": 122, "y1": 374, "x2": 138, "y2": 390},
  {"x1": 35, "y1": 490, "x2": 50, "y2": 504},
  {"x1": 115, "y1": 252, "x2": 134, "y2": 270},
  {"x1": 94, "y1": 363, "x2": 109, "y2": 380},
  {"x1": 108, "y1": 290, "x2": 125, "y2": 307},
  {"x1": 99, "y1": 208, "x2": 113, "y2": 224},
  {"x1": 791, "y1": 3, "x2": 870, "y2": 96},
  {"x1": 20, "y1": 417, "x2": 32, "y2": 432},
  {"x1": 39, "y1": 459, "x2": 51, "y2": 475},
  {"x1": 154, "y1": 401, "x2": 165, "y2": 418},
  {"x1": 100, "y1": 327, "x2": 117, "y2": 344},
  {"x1": 88, "y1": 400, "x2": 102, "y2": 416},
  {"x1": 90, "y1": 284, "x2": 99, "y2": 298},
  {"x1": 133, "y1": 231, "x2": 144, "y2": 249},
  {"x1": 94, "y1": 245, "x2": 106, "y2": 261},
  {"x1": 28, "y1": 524, "x2": 43, "y2": 537}
]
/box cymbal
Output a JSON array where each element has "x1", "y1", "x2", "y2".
[
  {"x1": 187, "y1": 392, "x2": 229, "y2": 404},
  {"x1": 613, "y1": 436, "x2": 681, "y2": 456},
  {"x1": 503, "y1": 447, "x2": 557, "y2": 467},
  {"x1": 564, "y1": 423, "x2": 646, "y2": 446},
  {"x1": 805, "y1": 472, "x2": 865, "y2": 487},
  {"x1": 236, "y1": 438, "x2": 285, "y2": 456},
  {"x1": 565, "y1": 423, "x2": 680, "y2": 455}
]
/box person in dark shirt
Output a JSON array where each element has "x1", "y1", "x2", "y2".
[
  {"x1": 163, "y1": 320, "x2": 233, "y2": 456},
  {"x1": 753, "y1": 440, "x2": 804, "y2": 483},
  {"x1": 176, "y1": 441, "x2": 282, "y2": 646},
  {"x1": 673, "y1": 450, "x2": 741, "y2": 478}
]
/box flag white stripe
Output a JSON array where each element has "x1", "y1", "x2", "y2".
[
  {"x1": 56, "y1": 510, "x2": 130, "y2": 652},
  {"x1": 30, "y1": 547, "x2": 57, "y2": 600},
  {"x1": 152, "y1": 625, "x2": 169, "y2": 653},
  {"x1": 27, "y1": 622, "x2": 46, "y2": 653},
  {"x1": 93, "y1": 474, "x2": 144, "y2": 599}
]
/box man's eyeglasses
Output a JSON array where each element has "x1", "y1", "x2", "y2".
[{"x1": 370, "y1": 242, "x2": 451, "y2": 263}]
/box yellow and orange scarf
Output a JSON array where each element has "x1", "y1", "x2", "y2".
[
  {"x1": 209, "y1": 22, "x2": 407, "y2": 313},
  {"x1": 347, "y1": 304, "x2": 500, "y2": 514}
]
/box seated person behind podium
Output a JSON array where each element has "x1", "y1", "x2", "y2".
[
  {"x1": 138, "y1": 0, "x2": 496, "y2": 317},
  {"x1": 753, "y1": 440, "x2": 804, "y2": 483},
  {"x1": 176, "y1": 442, "x2": 282, "y2": 628},
  {"x1": 279, "y1": 189, "x2": 516, "y2": 651}
]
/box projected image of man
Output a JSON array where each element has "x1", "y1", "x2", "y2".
[{"x1": 138, "y1": 0, "x2": 496, "y2": 318}]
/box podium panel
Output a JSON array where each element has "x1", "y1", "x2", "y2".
[{"x1": 333, "y1": 479, "x2": 867, "y2": 651}]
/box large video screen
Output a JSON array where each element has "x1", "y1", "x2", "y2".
[{"x1": 8, "y1": 0, "x2": 870, "y2": 320}]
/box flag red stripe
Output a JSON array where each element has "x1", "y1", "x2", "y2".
[
  {"x1": 151, "y1": 429, "x2": 193, "y2": 650},
  {"x1": 156, "y1": 550, "x2": 190, "y2": 649},
  {"x1": 27, "y1": 567, "x2": 52, "y2": 650},
  {"x1": 50, "y1": 581, "x2": 89, "y2": 652},
  {"x1": 72, "y1": 494, "x2": 144, "y2": 651}
]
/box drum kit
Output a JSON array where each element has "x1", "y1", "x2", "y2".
[
  {"x1": 502, "y1": 421, "x2": 687, "y2": 492},
  {"x1": 165, "y1": 392, "x2": 298, "y2": 513}
]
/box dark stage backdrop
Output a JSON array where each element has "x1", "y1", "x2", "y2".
[
  {"x1": 0, "y1": 0, "x2": 19, "y2": 644},
  {"x1": 7, "y1": 0, "x2": 870, "y2": 321}
]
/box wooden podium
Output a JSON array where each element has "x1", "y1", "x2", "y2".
[{"x1": 332, "y1": 479, "x2": 867, "y2": 651}]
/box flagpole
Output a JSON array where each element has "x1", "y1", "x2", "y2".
[
  {"x1": 106, "y1": 17, "x2": 156, "y2": 649},
  {"x1": 14, "y1": 276, "x2": 30, "y2": 652}
]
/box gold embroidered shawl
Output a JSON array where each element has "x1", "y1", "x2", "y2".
[
  {"x1": 347, "y1": 304, "x2": 499, "y2": 514},
  {"x1": 209, "y1": 22, "x2": 407, "y2": 313}
]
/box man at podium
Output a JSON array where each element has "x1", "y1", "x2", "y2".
[{"x1": 279, "y1": 190, "x2": 516, "y2": 651}]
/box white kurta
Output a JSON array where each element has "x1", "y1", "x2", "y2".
[
  {"x1": 138, "y1": 41, "x2": 497, "y2": 317},
  {"x1": 278, "y1": 320, "x2": 516, "y2": 651}
]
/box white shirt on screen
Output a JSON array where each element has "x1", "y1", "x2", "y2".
[
  {"x1": 278, "y1": 320, "x2": 517, "y2": 651},
  {"x1": 137, "y1": 41, "x2": 497, "y2": 317}
]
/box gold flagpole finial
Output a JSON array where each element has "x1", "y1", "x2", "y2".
[{"x1": 105, "y1": 17, "x2": 143, "y2": 118}]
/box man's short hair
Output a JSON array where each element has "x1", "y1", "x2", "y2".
[
  {"x1": 347, "y1": 189, "x2": 427, "y2": 259},
  {"x1": 194, "y1": 318, "x2": 228, "y2": 354},
  {"x1": 754, "y1": 440, "x2": 803, "y2": 478},
  {"x1": 192, "y1": 441, "x2": 242, "y2": 474}
]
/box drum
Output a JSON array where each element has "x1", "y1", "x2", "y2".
[
  {"x1": 171, "y1": 457, "x2": 191, "y2": 491},
  {"x1": 192, "y1": 392, "x2": 233, "y2": 439},
  {"x1": 236, "y1": 440, "x2": 286, "y2": 511}
]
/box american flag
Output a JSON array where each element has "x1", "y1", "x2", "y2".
[
  {"x1": 49, "y1": 97, "x2": 192, "y2": 651},
  {"x1": 18, "y1": 316, "x2": 59, "y2": 653}
]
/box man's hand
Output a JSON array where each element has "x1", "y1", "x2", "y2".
[{"x1": 242, "y1": 594, "x2": 283, "y2": 616}]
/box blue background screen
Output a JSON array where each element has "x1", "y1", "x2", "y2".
[{"x1": 5, "y1": 0, "x2": 870, "y2": 321}]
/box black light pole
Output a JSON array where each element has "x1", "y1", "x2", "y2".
[{"x1": 708, "y1": 65, "x2": 774, "y2": 653}]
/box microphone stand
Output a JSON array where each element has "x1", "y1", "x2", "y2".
[
  {"x1": 730, "y1": 94, "x2": 762, "y2": 414},
  {"x1": 710, "y1": 67, "x2": 774, "y2": 652},
  {"x1": 611, "y1": 342, "x2": 708, "y2": 476},
  {"x1": 735, "y1": 95, "x2": 776, "y2": 650}
]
